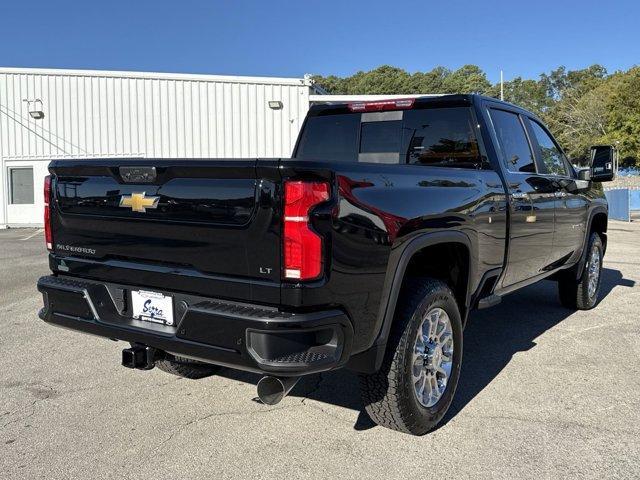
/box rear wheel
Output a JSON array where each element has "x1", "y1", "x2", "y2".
[
  {"x1": 359, "y1": 278, "x2": 463, "y2": 435},
  {"x1": 155, "y1": 354, "x2": 220, "y2": 379},
  {"x1": 558, "y1": 232, "x2": 603, "y2": 310}
]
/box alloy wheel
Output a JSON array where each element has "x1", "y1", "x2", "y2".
[{"x1": 411, "y1": 307, "x2": 454, "y2": 408}]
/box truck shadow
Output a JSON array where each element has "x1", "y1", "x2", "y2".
[{"x1": 217, "y1": 267, "x2": 634, "y2": 432}]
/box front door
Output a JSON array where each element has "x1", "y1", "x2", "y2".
[{"x1": 484, "y1": 106, "x2": 556, "y2": 287}]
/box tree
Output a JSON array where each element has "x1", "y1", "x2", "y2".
[
  {"x1": 442, "y1": 65, "x2": 492, "y2": 94},
  {"x1": 409, "y1": 66, "x2": 451, "y2": 93},
  {"x1": 312, "y1": 64, "x2": 492, "y2": 96},
  {"x1": 349, "y1": 66, "x2": 414, "y2": 94},
  {"x1": 311, "y1": 63, "x2": 639, "y2": 166},
  {"x1": 488, "y1": 77, "x2": 551, "y2": 116},
  {"x1": 544, "y1": 86, "x2": 608, "y2": 160},
  {"x1": 601, "y1": 67, "x2": 640, "y2": 165},
  {"x1": 540, "y1": 64, "x2": 607, "y2": 100},
  {"x1": 311, "y1": 74, "x2": 348, "y2": 94}
]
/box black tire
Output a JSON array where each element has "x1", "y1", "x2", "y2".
[
  {"x1": 359, "y1": 278, "x2": 463, "y2": 435},
  {"x1": 558, "y1": 232, "x2": 603, "y2": 310},
  {"x1": 155, "y1": 354, "x2": 220, "y2": 379}
]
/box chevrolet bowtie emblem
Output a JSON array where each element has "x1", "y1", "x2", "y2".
[{"x1": 119, "y1": 192, "x2": 159, "y2": 212}]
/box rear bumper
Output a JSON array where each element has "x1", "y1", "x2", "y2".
[{"x1": 37, "y1": 275, "x2": 353, "y2": 376}]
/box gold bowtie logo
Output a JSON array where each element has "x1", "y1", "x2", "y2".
[{"x1": 119, "y1": 192, "x2": 159, "y2": 212}]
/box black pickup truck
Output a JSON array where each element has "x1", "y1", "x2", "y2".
[{"x1": 37, "y1": 94, "x2": 615, "y2": 435}]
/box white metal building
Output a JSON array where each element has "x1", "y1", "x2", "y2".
[{"x1": 0, "y1": 67, "x2": 322, "y2": 227}]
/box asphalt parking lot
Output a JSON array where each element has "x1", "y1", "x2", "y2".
[{"x1": 1, "y1": 224, "x2": 639, "y2": 480}]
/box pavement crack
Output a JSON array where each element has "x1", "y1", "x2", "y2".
[
  {"x1": 0, "y1": 408, "x2": 36, "y2": 430},
  {"x1": 0, "y1": 387, "x2": 56, "y2": 430},
  {"x1": 148, "y1": 404, "x2": 303, "y2": 453},
  {"x1": 303, "y1": 402, "x2": 354, "y2": 426}
]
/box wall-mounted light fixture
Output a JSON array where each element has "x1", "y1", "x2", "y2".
[
  {"x1": 23, "y1": 98, "x2": 45, "y2": 120},
  {"x1": 268, "y1": 100, "x2": 283, "y2": 110}
]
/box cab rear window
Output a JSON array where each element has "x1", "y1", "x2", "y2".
[
  {"x1": 294, "y1": 114, "x2": 359, "y2": 163},
  {"x1": 294, "y1": 107, "x2": 481, "y2": 168}
]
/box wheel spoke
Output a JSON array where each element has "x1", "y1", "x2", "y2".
[
  {"x1": 442, "y1": 338, "x2": 454, "y2": 357},
  {"x1": 587, "y1": 246, "x2": 601, "y2": 299},
  {"x1": 412, "y1": 356, "x2": 424, "y2": 378},
  {"x1": 421, "y1": 318, "x2": 430, "y2": 338},
  {"x1": 429, "y1": 311, "x2": 440, "y2": 337},
  {"x1": 438, "y1": 329, "x2": 451, "y2": 343},
  {"x1": 424, "y1": 374, "x2": 434, "y2": 403},
  {"x1": 436, "y1": 365, "x2": 447, "y2": 378},
  {"x1": 415, "y1": 373, "x2": 426, "y2": 400},
  {"x1": 429, "y1": 375, "x2": 439, "y2": 404}
]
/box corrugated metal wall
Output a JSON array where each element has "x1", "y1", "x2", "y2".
[
  {"x1": 0, "y1": 69, "x2": 311, "y2": 159},
  {"x1": 0, "y1": 68, "x2": 314, "y2": 226}
]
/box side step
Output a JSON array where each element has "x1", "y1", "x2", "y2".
[{"x1": 477, "y1": 294, "x2": 501, "y2": 310}]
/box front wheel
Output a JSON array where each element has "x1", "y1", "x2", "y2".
[
  {"x1": 558, "y1": 232, "x2": 604, "y2": 310},
  {"x1": 359, "y1": 278, "x2": 463, "y2": 435}
]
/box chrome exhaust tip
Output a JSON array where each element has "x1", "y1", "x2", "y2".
[{"x1": 256, "y1": 376, "x2": 300, "y2": 405}]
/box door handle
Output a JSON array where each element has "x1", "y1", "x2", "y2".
[
  {"x1": 510, "y1": 192, "x2": 529, "y2": 200},
  {"x1": 554, "y1": 191, "x2": 567, "y2": 198}
]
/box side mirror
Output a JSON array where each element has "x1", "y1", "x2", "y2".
[
  {"x1": 577, "y1": 168, "x2": 591, "y2": 181},
  {"x1": 590, "y1": 145, "x2": 617, "y2": 182}
]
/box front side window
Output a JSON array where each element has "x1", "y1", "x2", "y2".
[
  {"x1": 9, "y1": 167, "x2": 34, "y2": 205},
  {"x1": 529, "y1": 120, "x2": 569, "y2": 176},
  {"x1": 403, "y1": 107, "x2": 481, "y2": 168},
  {"x1": 489, "y1": 109, "x2": 536, "y2": 173}
]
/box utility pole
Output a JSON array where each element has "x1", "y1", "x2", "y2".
[{"x1": 500, "y1": 70, "x2": 504, "y2": 101}]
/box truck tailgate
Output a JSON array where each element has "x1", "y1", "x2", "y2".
[{"x1": 48, "y1": 159, "x2": 282, "y2": 302}]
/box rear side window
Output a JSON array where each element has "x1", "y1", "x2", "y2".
[
  {"x1": 403, "y1": 107, "x2": 480, "y2": 168},
  {"x1": 529, "y1": 120, "x2": 569, "y2": 176},
  {"x1": 489, "y1": 109, "x2": 536, "y2": 173},
  {"x1": 295, "y1": 114, "x2": 359, "y2": 163}
]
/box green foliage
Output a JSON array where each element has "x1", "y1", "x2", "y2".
[
  {"x1": 441, "y1": 65, "x2": 492, "y2": 94},
  {"x1": 312, "y1": 63, "x2": 640, "y2": 166},
  {"x1": 600, "y1": 68, "x2": 640, "y2": 166},
  {"x1": 489, "y1": 77, "x2": 550, "y2": 117}
]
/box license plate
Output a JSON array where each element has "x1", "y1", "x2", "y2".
[{"x1": 131, "y1": 290, "x2": 174, "y2": 325}]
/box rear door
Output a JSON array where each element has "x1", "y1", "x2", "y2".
[
  {"x1": 484, "y1": 105, "x2": 556, "y2": 287},
  {"x1": 525, "y1": 118, "x2": 589, "y2": 264}
]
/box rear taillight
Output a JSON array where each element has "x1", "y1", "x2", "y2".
[
  {"x1": 283, "y1": 181, "x2": 330, "y2": 281},
  {"x1": 348, "y1": 98, "x2": 415, "y2": 112},
  {"x1": 44, "y1": 175, "x2": 52, "y2": 250}
]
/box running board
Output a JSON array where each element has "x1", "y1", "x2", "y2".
[{"x1": 477, "y1": 294, "x2": 501, "y2": 310}]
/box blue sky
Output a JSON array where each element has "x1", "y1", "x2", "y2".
[{"x1": 0, "y1": 0, "x2": 638, "y2": 83}]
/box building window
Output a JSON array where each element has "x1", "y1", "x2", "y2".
[{"x1": 9, "y1": 168, "x2": 34, "y2": 205}]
